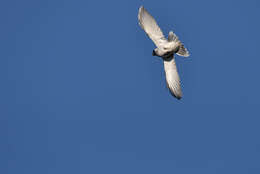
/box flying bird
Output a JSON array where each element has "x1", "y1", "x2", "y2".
[{"x1": 138, "y1": 6, "x2": 190, "y2": 100}]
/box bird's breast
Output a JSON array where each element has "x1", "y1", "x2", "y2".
[{"x1": 162, "y1": 51, "x2": 174, "y2": 60}]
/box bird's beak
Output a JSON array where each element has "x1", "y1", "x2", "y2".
[{"x1": 152, "y1": 50, "x2": 156, "y2": 56}]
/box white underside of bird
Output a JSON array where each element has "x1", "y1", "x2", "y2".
[{"x1": 138, "y1": 6, "x2": 190, "y2": 100}]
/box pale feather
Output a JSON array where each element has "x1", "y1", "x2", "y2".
[
  {"x1": 138, "y1": 6, "x2": 167, "y2": 49},
  {"x1": 164, "y1": 56, "x2": 182, "y2": 99}
]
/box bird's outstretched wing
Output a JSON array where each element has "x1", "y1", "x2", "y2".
[
  {"x1": 138, "y1": 6, "x2": 167, "y2": 49},
  {"x1": 163, "y1": 56, "x2": 182, "y2": 99}
]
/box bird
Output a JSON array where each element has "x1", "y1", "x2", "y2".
[{"x1": 138, "y1": 6, "x2": 190, "y2": 100}]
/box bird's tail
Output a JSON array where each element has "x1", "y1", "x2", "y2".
[{"x1": 168, "y1": 31, "x2": 190, "y2": 57}]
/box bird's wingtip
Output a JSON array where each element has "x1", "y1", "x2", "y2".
[
  {"x1": 171, "y1": 91, "x2": 182, "y2": 100},
  {"x1": 176, "y1": 96, "x2": 182, "y2": 100},
  {"x1": 139, "y1": 6, "x2": 145, "y2": 13},
  {"x1": 138, "y1": 6, "x2": 144, "y2": 24}
]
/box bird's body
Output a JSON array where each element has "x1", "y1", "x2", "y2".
[
  {"x1": 153, "y1": 41, "x2": 179, "y2": 58},
  {"x1": 138, "y1": 6, "x2": 190, "y2": 100}
]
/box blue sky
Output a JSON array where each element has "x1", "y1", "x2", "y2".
[{"x1": 1, "y1": 0, "x2": 260, "y2": 173}]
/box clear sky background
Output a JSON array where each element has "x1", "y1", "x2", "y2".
[{"x1": 1, "y1": 0, "x2": 260, "y2": 173}]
